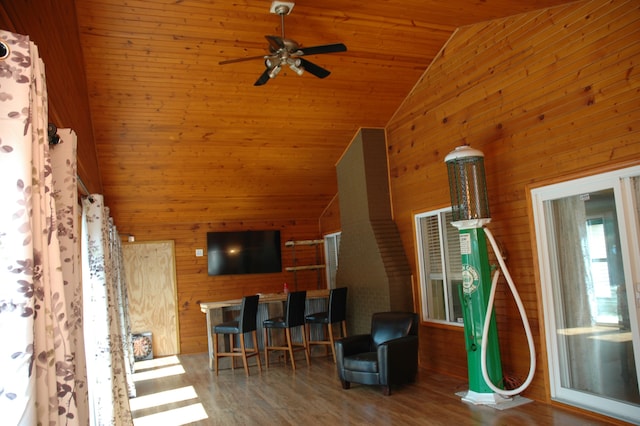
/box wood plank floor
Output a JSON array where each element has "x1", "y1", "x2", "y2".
[{"x1": 130, "y1": 352, "x2": 626, "y2": 425}]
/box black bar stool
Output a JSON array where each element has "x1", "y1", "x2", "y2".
[
  {"x1": 263, "y1": 290, "x2": 310, "y2": 370},
  {"x1": 213, "y1": 294, "x2": 262, "y2": 376},
  {"x1": 305, "y1": 287, "x2": 348, "y2": 363}
]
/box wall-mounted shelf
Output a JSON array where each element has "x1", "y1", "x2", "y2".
[
  {"x1": 285, "y1": 239, "x2": 323, "y2": 247},
  {"x1": 285, "y1": 264, "x2": 325, "y2": 272},
  {"x1": 285, "y1": 239, "x2": 325, "y2": 289}
]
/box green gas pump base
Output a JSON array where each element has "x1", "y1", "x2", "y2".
[{"x1": 456, "y1": 225, "x2": 510, "y2": 405}]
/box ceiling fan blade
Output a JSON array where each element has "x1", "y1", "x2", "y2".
[
  {"x1": 254, "y1": 68, "x2": 271, "y2": 86},
  {"x1": 219, "y1": 55, "x2": 266, "y2": 65},
  {"x1": 299, "y1": 58, "x2": 330, "y2": 79},
  {"x1": 265, "y1": 35, "x2": 285, "y2": 51},
  {"x1": 298, "y1": 43, "x2": 347, "y2": 56}
]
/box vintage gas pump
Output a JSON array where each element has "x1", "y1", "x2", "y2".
[{"x1": 444, "y1": 145, "x2": 535, "y2": 406}]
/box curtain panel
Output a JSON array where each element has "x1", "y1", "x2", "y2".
[
  {"x1": 0, "y1": 29, "x2": 134, "y2": 425},
  {"x1": 82, "y1": 195, "x2": 134, "y2": 425},
  {"x1": 0, "y1": 30, "x2": 88, "y2": 425}
]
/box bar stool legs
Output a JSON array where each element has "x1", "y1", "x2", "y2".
[
  {"x1": 305, "y1": 287, "x2": 348, "y2": 363},
  {"x1": 263, "y1": 290, "x2": 310, "y2": 370},
  {"x1": 212, "y1": 295, "x2": 262, "y2": 376}
]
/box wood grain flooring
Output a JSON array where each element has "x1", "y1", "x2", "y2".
[{"x1": 130, "y1": 352, "x2": 626, "y2": 425}]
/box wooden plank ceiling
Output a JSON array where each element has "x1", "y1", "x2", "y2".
[{"x1": 74, "y1": 0, "x2": 575, "y2": 226}]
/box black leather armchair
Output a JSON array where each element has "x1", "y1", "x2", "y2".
[{"x1": 335, "y1": 311, "x2": 419, "y2": 395}]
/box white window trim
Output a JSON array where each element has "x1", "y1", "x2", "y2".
[
  {"x1": 415, "y1": 206, "x2": 464, "y2": 327},
  {"x1": 324, "y1": 231, "x2": 341, "y2": 289}
]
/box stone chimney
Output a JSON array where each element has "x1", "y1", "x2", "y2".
[{"x1": 336, "y1": 128, "x2": 414, "y2": 334}]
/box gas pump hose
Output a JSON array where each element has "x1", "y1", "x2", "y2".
[{"x1": 480, "y1": 227, "x2": 537, "y2": 397}]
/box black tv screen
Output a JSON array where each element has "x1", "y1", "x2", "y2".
[{"x1": 207, "y1": 230, "x2": 282, "y2": 276}]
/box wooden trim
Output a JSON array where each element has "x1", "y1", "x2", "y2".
[
  {"x1": 285, "y1": 239, "x2": 323, "y2": 246},
  {"x1": 285, "y1": 264, "x2": 325, "y2": 272}
]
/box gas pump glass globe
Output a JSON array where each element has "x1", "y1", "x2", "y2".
[{"x1": 444, "y1": 145, "x2": 490, "y2": 222}]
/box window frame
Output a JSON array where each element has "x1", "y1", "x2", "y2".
[
  {"x1": 414, "y1": 207, "x2": 464, "y2": 326},
  {"x1": 324, "y1": 231, "x2": 341, "y2": 289},
  {"x1": 530, "y1": 165, "x2": 640, "y2": 423}
]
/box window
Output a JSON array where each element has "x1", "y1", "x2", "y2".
[
  {"x1": 586, "y1": 217, "x2": 617, "y2": 325},
  {"x1": 414, "y1": 208, "x2": 463, "y2": 325},
  {"x1": 324, "y1": 232, "x2": 341, "y2": 289}
]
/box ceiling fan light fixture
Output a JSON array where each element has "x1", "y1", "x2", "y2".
[
  {"x1": 268, "y1": 65, "x2": 282, "y2": 79},
  {"x1": 289, "y1": 63, "x2": 303, "y2": 75},
  {"x1": 287, "y1": 58, "x2": 304, "y2": 75}
]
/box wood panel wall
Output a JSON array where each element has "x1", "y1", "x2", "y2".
[
  {"x1": 128, "y1": 219, "x2": 324, "y2": 354},
  {"x1": 386, "y1": 0, "x2": 640, "y2": 402},
  {"x1": 320, "y1": 194, "x2": 341, "y2": 236}
]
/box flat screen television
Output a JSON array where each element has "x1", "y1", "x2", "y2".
[{"x1": 207, "y1": 230, "x2": 282, "y2": 276}]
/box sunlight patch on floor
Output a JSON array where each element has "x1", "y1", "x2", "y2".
[
  {"x1": 134, "y1": 355, "x2": 181, "y2": 372},
  {"x1": 132, "y1": 403, "x2": 208, "y2": 426},
  {"x1": 130, "y1": 357, "x2": 210, "y2": 425},
  {"x1": 130, "y1": 386, "x2": 198, "y2": 411},
  {"x1": 132, "y1": 364, "x2": 185, "y2": 382}
]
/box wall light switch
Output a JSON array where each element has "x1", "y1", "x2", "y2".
[{"x1": 195, "y1": 248, "x2": 204, "y2": 257}]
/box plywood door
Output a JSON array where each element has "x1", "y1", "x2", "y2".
[{"x1": 123, "y1": 240, "x2": 179, "y2": 356}]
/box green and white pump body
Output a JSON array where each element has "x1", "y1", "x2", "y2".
[{"x1": 444, "y1": 145, "x2": 536, "y2": 406}]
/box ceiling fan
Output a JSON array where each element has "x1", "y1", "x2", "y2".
[{"x1": 219, "y1": 1, "x2": 347, "y2": 86}]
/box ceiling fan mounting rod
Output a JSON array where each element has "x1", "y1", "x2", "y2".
[
  {"x1": 279, "y1": 7, "x2": 287, "y2": 39},
  {"x1": 271, "y1": 1, "x2": 294, "y2": 40}
]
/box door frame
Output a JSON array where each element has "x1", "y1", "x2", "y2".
[{"x1": 529, "y1": 164, "x2": 640, "y2": 422}]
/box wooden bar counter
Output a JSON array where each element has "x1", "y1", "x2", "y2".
[{"x1": 200, "y1": 289, "x2": 329, "y2": 370}]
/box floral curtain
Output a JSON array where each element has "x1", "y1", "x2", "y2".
[
  {"x1": 82, "y1": 195, "x2": 134, "y2": 425},
  {"x1": 0, "y1": 30, "x2": 88, "y2": 424},
  {"x1": 1, "y1": 29, "x2": 135, "y2": 425},
  {"x1": 51, "y1": 128, "x2": 90, "y2": 424}
]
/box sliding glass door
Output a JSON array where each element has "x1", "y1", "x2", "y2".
[{"x1": 531, "y1": 166, "x2": 640, "y2": 423}]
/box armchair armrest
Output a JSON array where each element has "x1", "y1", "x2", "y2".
[
  {"x1": 335, "y1": 334, "x2": 373, "y2": 358},
  {"x1": 335, "y1": 334, "x2": 374, "y2": 383},
  {"x1": 377, "y1": 335, "x2": 419, "y2": 386}
]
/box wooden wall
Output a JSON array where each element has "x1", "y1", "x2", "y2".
[
  {"x1": 128, "y1": 219, "x2": 324, "y2": 354},
  {"x1": 386, "y1": 0, "x2": 640, "y2": 402},
  {"x1": 320, "y1": 194, "x2": 341, "y2": 236}
]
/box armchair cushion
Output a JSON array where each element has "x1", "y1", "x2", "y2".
[
  {"x1": 335, "y1": 311, "x2": 419, "y2": 395},
  {"x1": 343, "y1": 351, "x2": 378, "y2": 373}
]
